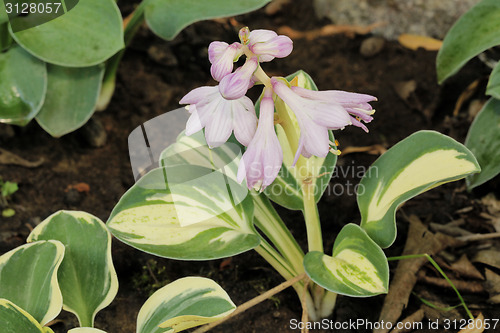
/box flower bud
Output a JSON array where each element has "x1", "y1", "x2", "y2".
[
  {"x1": 208, "y1": 41, "x2": 243, "y2": 81},
  {"x1": 219, "y1": 57, "x2": 258, "y2": 100}
]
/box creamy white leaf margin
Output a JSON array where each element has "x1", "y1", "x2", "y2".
[
  {"x1": 0, "y1": 241, "x2": 64, "y2": 326},
  {"x1": 0, "y1": 298, "x2": 49, "y2": 333},
  {"x1": 27, "y1": 211, "x2": 118, "y2": 327},
  {"x1": 358, "y1": 130, "x2": 480, "y2": 248},
  {"x1": 137, "y1": 277, "x2": 235, "y2": 333},
  {"x1": 304, "y1": 224, "x2": 388, "y2": 297}
]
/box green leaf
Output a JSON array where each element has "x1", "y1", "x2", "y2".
[
  {"x1": 0, "y1": 45, "x2": 47, "y2": 126},
  {"x1": 27, "y1": 211, "x2": 118, "y2": 328},
  {"x1": 145, "y1": 0, "x2": 270, "y2": 40},
  {"x1": 35, "y1": 64, "x2": 104, "y2": 137},
  {"x1": 487, "y1": 62, "x2": 500, "y2": 100},
  {"x1": 0, "y1": 22, "x2": 12, "y2": 51},
  {"x1": 0, "y1": 241, "x2": 65, "y2": 325},
  {"x1": 437, "y1": 0, "x2": 500, "y2": 83},
  {"x1": 465, "y1": 98, "x2": 500, "y2": 189},
  {"x1": 1, "y1": 181, "x2": 18, "y2": 197},
  {"x1": 0, "y1": 299, "x2": 48, "y2": 333},
  {"x1": 68, "y1": 328, "x2": 107, "y2": 333},
  {"x1": 304, "y1": 224, "x2": 388, "y2": 297},
  {"x1": 264, "y1": 70, "x2": 337, "y2": 210},
  {"x1": 0, "y1": 4, "x2": 7, "y2": 24},
  {"x1": 10, "y1": 0, "x2": 124, "y2": 67},
  {"x1": 108, "y1": 164, "x2": 260, "y2": 260},
  {"x1": 137, "y1": 277, "x2": 235, "y2": 333},
  {"x1": 2, "y1": 208, "x2": 15, "y2": 218},
  {"x1": 358, "y1": 130, "x2": 480, "y2": 248}
]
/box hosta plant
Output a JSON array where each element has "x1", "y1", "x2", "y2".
[
  {"x1": 0, "y1": 0, "x2": 270, "y2": 136},
  {"x1": 108, "y1": 27, "x2": 481, "y2": 320},
  {"x1": 0, "y1": 210, "x2": 237, "y2": 333},
  {"x1": 437, "y1": 0, "x2": 500, "y2": 189}
]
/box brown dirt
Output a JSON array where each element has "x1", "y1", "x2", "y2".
[{"x1": 1, "y1": 1, "x2": 499, "y2": 332}]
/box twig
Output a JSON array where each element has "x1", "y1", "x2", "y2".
[
  {"x1": 301, "y1": 275, "x2": 311, "y2": 333},
  {"x1": 457, "y1": 232, "x2": 500, "y2": 242},
  {"x1": 145, "y1": 261, "x2": 160, "y2": 285},
  {"x1": 193, "y1": 273, "x2": 307, "y2": 333}
]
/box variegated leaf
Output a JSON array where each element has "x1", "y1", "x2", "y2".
[
  {"x1": 137, "y1": 277, "x2": 235, "y2": 333},
  {"x1": 0, "y1": 299, "x2": 51, "y2": 333},
  {"x1": 107, "y1": 163, "x2": 259, "y2": 260},
  {"x1": 68, "y1": 328, "x2": 107, "y2": 333},
  {"x1": 0, "y1": 241, "x2": 64, "y2": 325},
  {"x1": 465, "y1": 98, "x2": 500, "y2": 189},
  {"x1": 159, "y1": 130, "x2": 240, "y2": 184},
  {"x1": 358, "y1": 130, "x2": 480, "y2": 248},
  {"x1": 304, "y1": 224, "x2": 388, "y2": 297},
  {"x1": 27, "y1": 211, "x2": 118, "y2": 328},
  {"x1": 264, "y1": 70, "x2": 337, "y2": 210}
]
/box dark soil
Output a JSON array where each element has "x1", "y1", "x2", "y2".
[{"x1": 1, "y1": 1, "x2": 499, "y2": 332}]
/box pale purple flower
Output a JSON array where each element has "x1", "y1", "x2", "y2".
[
  {"x1": 208, "y1": 41, "x2": 243, "y2": 81},
  {"x1": 248, "y1": 29, "x2": 293, "y2": 62},
  {"x1": 291, "y1": 87, "x2": 376, "y2": 133},
  {"x1": 219, "y1": 57, "x2": 258, "y2": 100},
  {"x1": 180, "y1": 86, "x2": 257, "y2": 148},
  {"x1": 271, "y1": 77, "x2": 376, "y2": 165},
  {"x1": 237, "y1": 88, "x2": 282, "y2": 190}
]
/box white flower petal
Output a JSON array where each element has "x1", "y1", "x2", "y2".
[
  {"x1": 179, "y1": 86, "x2": 218, "y2": 105},
  {"x1": 232, "y1": 98, "x2": 257, "y2": 146},
  {"x1": 204, "y1": 100, "x2": 233, "y2": 148}
]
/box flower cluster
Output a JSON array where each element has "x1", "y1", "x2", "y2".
[{"x1": 180, "y1": 27, "x2": 376, "y2": 191}]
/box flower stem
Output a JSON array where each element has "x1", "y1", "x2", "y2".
[
  {"x1": 254, "y1": 242, "x2": 318, "y2": 321},
  {"x1": 252, "y1": 192, "x2": 305, "y2": 274},
  {"x1": 302, "y1": 183, "x2": 323, "y2": 253}
]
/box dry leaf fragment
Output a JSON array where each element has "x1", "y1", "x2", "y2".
[
  {"x1": 389, "y1": 309, "x2": 424, "y2": 333},
  {"x1": 453, "y1": 79, "x2": 481, "y2": 116},
  {"x1": 277, "y1": 22, "x2": 385, "y2": 40},
  {"x1": 375, "y1": 215, "x2": 461, "y2": 333},
  {"x1": 0, "y1": 148, "x2": 44, "y2": 168},
  {"x1": 472, "y1": 249, "x2": 500, "y2": 270},
  {"x1": 450, "y1": 255, "x2": 484, "y2": 280},
  {"x1": 484, "y1": 268, "x2": 500, "y2": 304},
  {"x1": 430, "y1": 222, "x2": 474, "y2": 237},
  {"x1": 458, "y1": 313, "x2": 485, "y2": 333},
  {"x1": 418, "y1": 271, "x2": 485, "y2": 293},
  {"x1": 398, "y1": 34, "x2": 442, "y2": 51},
  {"x1": 341, "y1": 144, "x2": 387, "y2": 156}
]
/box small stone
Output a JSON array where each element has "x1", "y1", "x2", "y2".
[
  {"x1": 360, "y1": 36, "x2": 385, "y2": 57},
  {"x1": 272, "y1": 311, "x2": 281, "y2": 319},
  {"x1": 64, "y1": 188, "x2": 81, "y2": 206},
  {"x1": 81, "y1": 117, "x2": 107, "y2": 148}
]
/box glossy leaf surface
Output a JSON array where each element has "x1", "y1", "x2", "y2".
[
  {"x1": 358, "y1": 131, "x2": 480, "y2": 248},
  {"x1": 304, "y1": 224, "x2": 388, "y2": 297},
  {"x1": 28, "y1": 211, "x2": 118, "y2": 328},
  {"x1": 35, "y1": 64, "x2": 104, "y2": 137},
  {"x1": 137, "y1": 277, "x2": 235, "y2": 333},
  {"x1": 0, "y1": 241, "x2": 64, "y2": 325},
  {"x1": 437, "y1": 0, "x2": 500, "y2": 83}
]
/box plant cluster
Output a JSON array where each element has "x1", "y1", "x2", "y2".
[{"x1": 3, "y1": 0, "x2": 500, "y2": 331}]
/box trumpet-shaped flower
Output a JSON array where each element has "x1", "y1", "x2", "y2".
[
  {"x1": 219, "y1": 57, "x2": 259, "y2": 100},
  {"x1": 291, "y1": 87, "x2": 376, "y2": 133},
  {"x1": 237, "y1": 89, "x2": 282, "y2": 190},
  {"x1": 180, "y1": 86, "x2": 257, "y2": 148},
  {"x1": 271, "y1": 77, "x2": 376, "y2": 165},
  {"x1": 248, "y1": 29, "x2": 293, "y2": 62},
  {"x1": 208, "y1": 41, "x2": 243, "y2": 81}
]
